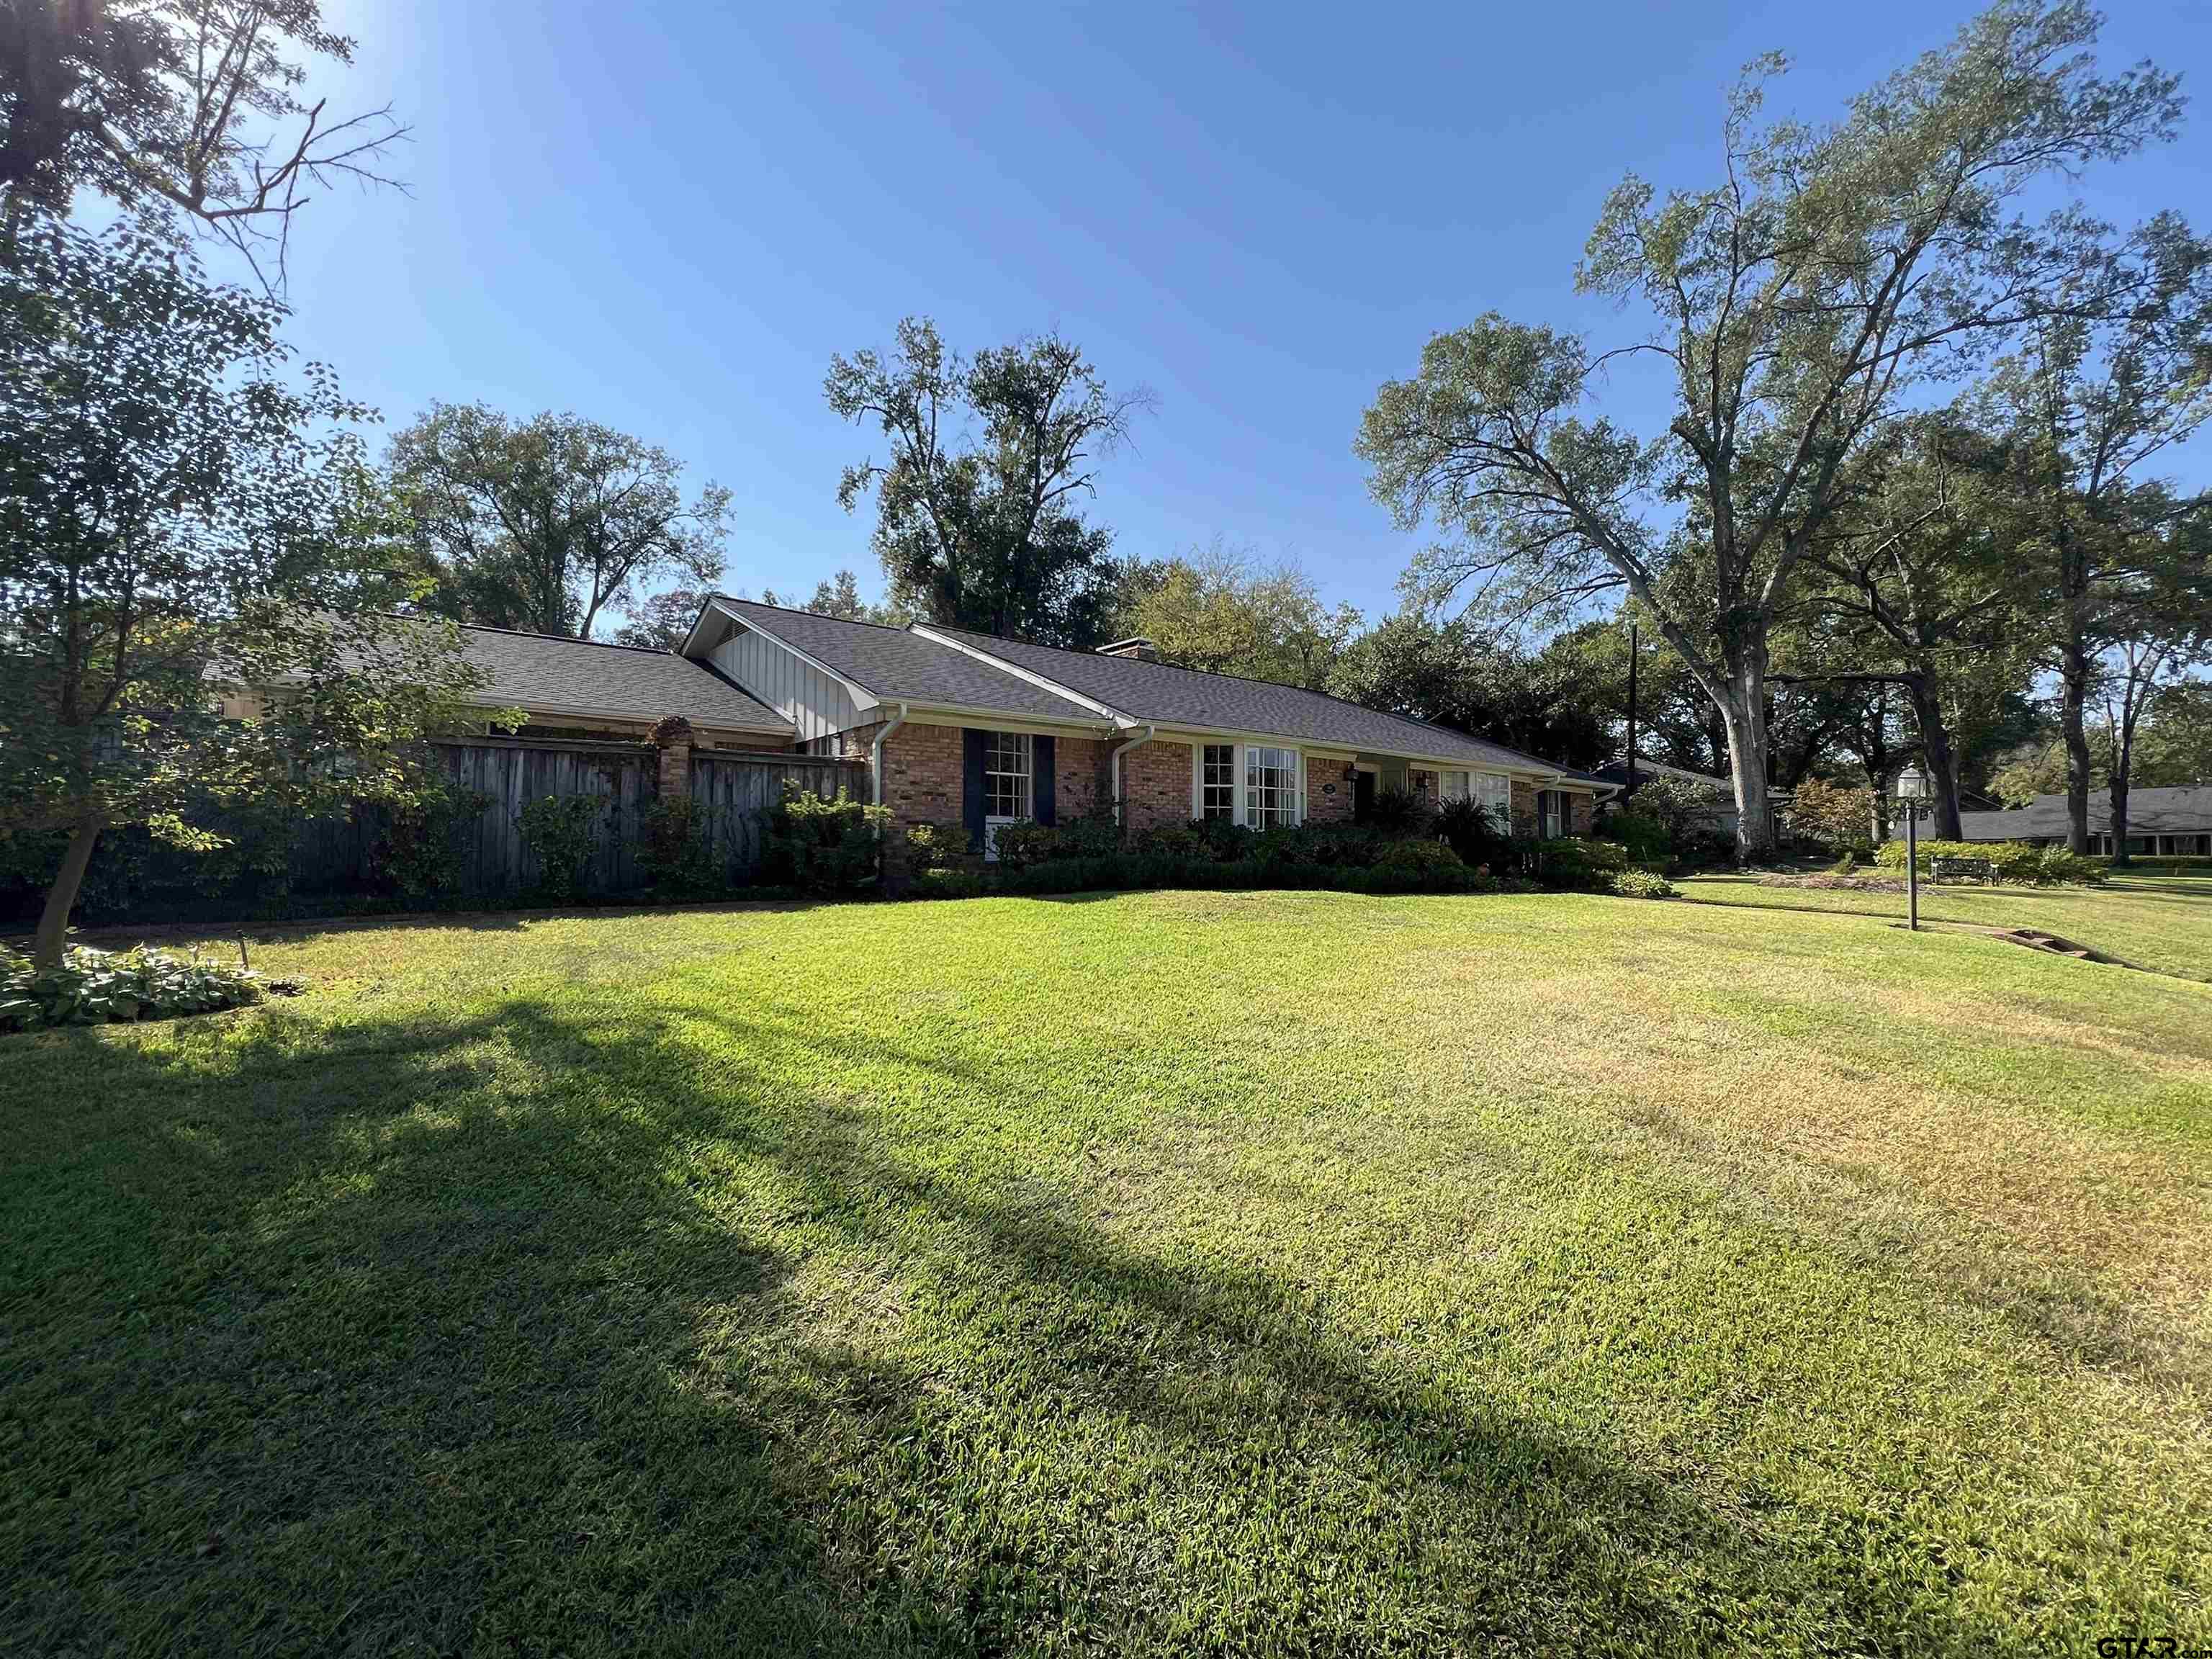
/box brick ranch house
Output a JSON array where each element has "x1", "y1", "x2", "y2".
[{"x1": 655, "y1": 597, "x2": 1610, "y2": 858}]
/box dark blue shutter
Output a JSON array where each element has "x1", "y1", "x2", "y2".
[
  {"x1": 963, "y1": 728, "x2": 986, "y2": 853},
  {"x1": 1033, "y1": 735, "x2": 1056, "y2": 827}
]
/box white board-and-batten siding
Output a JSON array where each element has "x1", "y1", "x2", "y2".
[{"x1": 709, "y1": 628, "x2": 868, "y2": 745}]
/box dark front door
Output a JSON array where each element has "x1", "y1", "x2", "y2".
[{"x1": 1353, "y1": 770, "x2": 1376, "y2": 823}]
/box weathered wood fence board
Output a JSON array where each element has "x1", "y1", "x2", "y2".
[
  {"x1": 279, "y1": 739, "x2": 865, "y2": 902},
  {"x1": 692, "y1": 753, "x2": 867, "y2": 882}
]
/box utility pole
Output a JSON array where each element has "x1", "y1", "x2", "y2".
[{"x1": 1625, "y1": 622, "x2": 1640, "y2": 797}]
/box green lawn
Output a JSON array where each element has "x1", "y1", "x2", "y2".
[
  {"x1": 6, "y1": 889, "x2": 2211, "y2": 1655},
  {"x1": 1679, "y1": 870, "x2": 2212, "y2": 983}
]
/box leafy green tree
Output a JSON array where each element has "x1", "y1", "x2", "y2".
[
  {"x1": 613, "y1": 587, "x2": 711, "y2": 652},
  {"x1": 2129, "y1": 682, "x2": 2212, "y2": 788},
  {"x1": 388, "y1": 403, "x2": 732, "y2": 641},
  {"x1": 1357, "y1": 2, "x2": 2182, "y2": 858},
  {"x1": 1328, "y1": 611, "x2": 1611, "y2": 767},
  {"x1": 1118, "y1": 541, "x2": 1359, "y2": 689},
  {"x1": 0, "y1": 217, "x2": 486, "y2": 967},
  {"x1": 825, "y1": 317, "x2": 1148, "y2": 647},
  {"x1": 1973, "y1": 210, "x2": 2212, "y2": 850},
  {"x1": 0, "y1": 0, "x2": 405, "y2": 287},
  {"x1": 759, "y1": 568, "x2": 905, "y2": 626}
]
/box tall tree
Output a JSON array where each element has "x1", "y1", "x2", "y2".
[
  {"x1": 2095, "y1": 572, "x2": 2211, "y2": 863},
  {"x1": 1118, "y1": 541, "x2": 1360, "y2": 689},
  {"x1": 0, "y1": 216, "x2": 482, "y2": 967},
  {"x1": 1357, "y1": 2, "x2": 2181, "y2": 858},
  {"x1": 388, "y1": 403, "x2": 731, "y2": 642},
  {"x1": 825, "y1": 317, "x2": 1148, "y2": 648},
  {"x1": 1794, "y1": 418, "x2": 2033, "y2": 836},
  {"x1": 758, "y1": 567, "x2": 904, "y2": 626},
  {"x1": 1328, "y1": 611, "x2": 1611, "y2": 768},
  {"x1": 1975, "y1": 212, "x2": 2212, "y2": 851},
  {"x1": 0, "y1": 0, "x2": 405, "y2": 287}
]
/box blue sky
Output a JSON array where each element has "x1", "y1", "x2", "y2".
[{"x1": 281, "y1": 1, "x2": 2212, "y2": 633}]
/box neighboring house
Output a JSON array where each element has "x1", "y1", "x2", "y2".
[
  {"x1": 676, "y1": 598, "x2": 1608, "y2": 858},
  {"x1": 1587, "y1": 755, "x2": 1779, "y2": 843},
  {"x1": 1956, "y1": 788, "x2": 2212, "y2": 856}
]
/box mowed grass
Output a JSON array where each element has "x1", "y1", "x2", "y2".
[
  {"x1": 1681, "y1": 870, "x2": 2212, "y2": 983},
  {"x1": 5, "y1": 891, "x2": 2212, "y2": 1655}
]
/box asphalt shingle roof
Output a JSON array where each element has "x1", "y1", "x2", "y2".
[
  {"x1": 924, "y1": 624, "x2": 1573, "y2": 773},
  {"x1": 713, "y1": 600, "x2": 1107, "y2": 723},
  {"x1": 1958, "y1": 787, "x2": 2212, "y2": 840},
  {"x1": 457, "y1": 626, "x2": 791, "y2": 734}
]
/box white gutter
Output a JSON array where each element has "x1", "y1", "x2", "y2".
[
  {"x1": 870, "y1": 702, "x2": 909, "y2": 808},
  {"x1": 1110, "y1": 725, "x2": 1157, "y2": 827}
]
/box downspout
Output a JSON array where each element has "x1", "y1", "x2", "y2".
[
  {"x1": 869, "y1": 702, "x2": 909, "y2": 807},
  {"x1": 1110, "y1": 725, "x2": 1156, "y2": 828}
]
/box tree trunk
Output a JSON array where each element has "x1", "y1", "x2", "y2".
[
  {"x1": 32, "y1": 818, "x2": 102, "y2": 971},
  {"x1": 1717, "y1": 623, "x2": 1776, "y2": 863},
  {"x1": 1905, "y1": 674, "x2": 1964, "y2": 842},
  {"x1": 2059, "y1": 642, "x2": 2094, "y2": 856},
  {"x1": 2108, "y1": 771, "x2": 2131, "y2": 868}
]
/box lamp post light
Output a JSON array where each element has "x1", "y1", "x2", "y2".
[{"x1": 1894, "y1": 761, "x2": 1933, "y2": 932}]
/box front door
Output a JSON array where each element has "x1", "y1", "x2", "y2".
[{"x1": 1353, "y1": 769, "x2": 1377, "y2": 823}]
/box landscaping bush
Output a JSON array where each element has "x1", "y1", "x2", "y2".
[
  {"x1": 1365, "y1": 784, "x2": 1431, "y2": 836},
  {"x1": 1874, "y1": 838, "x2": 2105, "y2": 886},
  {"x1": 989, "y1": 819, "x2": 1062, "y2": 871},
  {"x1": 760, "y1": 785, "x2": 891, "y2": 895},
  {"x1": 1133, "y1": 822, "x2": 1208, "y2": 863},
  {"x1": 376, "y1": 781, "x2": 490, "y2": 902},
  {"x1": 1, "y1": 943, "x2": 294, "y2": 1031},
  {"x1": 914, "y1": 867, "x2": 988, "y2": 899},
  {"x1": 1374, "y1": 837, "x2": 1464, "y2": 875},
  {"x1": 1596, "y1": 806, "x2": 1672, "y2": 866},
  {"x1": 636, "y1": 796, "x2": 724, "y2": 899},
  {"x1": 517, "y1": 793, "x2": 606, "y2": 903},
  {"x1": 1437, "y1": 798, "x2": 1515, "y2": 871},
  {"x1": 1525, "y1": 836, "x2": 1629, "y2": 891},
  {"x1": 903, "y1": 821, "x2": 958, "y2": 878},
  {"x1": 1613, "y1": 869, "x2": 1679, "y2": 899}
]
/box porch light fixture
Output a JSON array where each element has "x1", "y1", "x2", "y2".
[
  {"x1": 1342, "y1": 762, "x2": 1358, "y2": 783},
  {"x1": 1892, "y1": 762, "x2": 1933, "y2": 930}
]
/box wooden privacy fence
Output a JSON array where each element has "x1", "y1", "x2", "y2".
[
  {"x1": 285, "y1": 738, "x2": 867, "y2": 902},
  {"x1": 691, "y1": 752, "x2": 867, "y2": 881}
]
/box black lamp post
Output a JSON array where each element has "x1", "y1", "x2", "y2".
[{"x1": 1894, "y1": 761, "x2": 1933, "y2": 931}]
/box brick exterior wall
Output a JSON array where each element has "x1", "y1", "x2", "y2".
[
  {"x1": 1307, "y1": 759, "x2": 1355, "y2": 824},
  {"x1": 1511, "y1": 779, "x2": 1538, "y2": 837},
  {"x1": 1568, "y1": 792, "x2": 1593, "y2": 836},
  {"x1": 1120, "y1": 738, "x2": 1195, "y2": 833},
  {"x1": 1055, "y1": 736, "x2": 1112, "y2": 824}
]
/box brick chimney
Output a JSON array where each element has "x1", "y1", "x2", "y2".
[{"x1": 1096, "y1": 636, "x2": 1160, "y2": 662}]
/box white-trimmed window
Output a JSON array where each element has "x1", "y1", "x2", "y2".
[
  {"x1": 1246, "y1": 745, "x2": 1300, "y2": 829},
  {"x1": 1200, "y1": 744, "x2": 1236, "y2": 820},
  {"x1": 981, "y1": 732, "x2": 1032, "y2": 860},
  {"x1": 1474, "y1": 772, "x2": 1511, "y2": 831},
  {"x1": 1441, "y1": 770, "x2": 1470, "y2": 802}
]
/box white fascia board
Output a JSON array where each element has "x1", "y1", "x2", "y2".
[
  {"x1": 902, "y1": 704, "x2": 1120, "y2": 739},
  {"x1": 1146, "y1": 722, "x2": 1549, "y2": 776},
  {"x1": 675, "y1": 595, "x2": 729, "y2": 658},
  {"x1": 708, "y1": 603, "x2": 882, "y2": 714},
  {"x1": 473, "y1": 694, "x2": 794, "y2": 738},
  {"x1": 907, "y1": 624, "x2": 1133, "y2": 724}
]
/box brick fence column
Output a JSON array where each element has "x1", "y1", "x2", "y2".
[{"x1": 651, "y1": 714, "x2": 694, "y2": 801}]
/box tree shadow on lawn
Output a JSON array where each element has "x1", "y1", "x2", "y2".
[{"x1": 3, "y1": 998, "x2": 2019, "y2": 1655}]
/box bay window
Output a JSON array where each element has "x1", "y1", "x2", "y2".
[{"x1": 1474, "y1": 772, "x2": 1511, "y2": 833}]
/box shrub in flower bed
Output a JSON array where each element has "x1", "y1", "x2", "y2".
[
  {"x1": 0, "y1": 944, "x2": 297, "y2": 1032},
  {"x1": 1611, "y1": 869, "x2": 1679, "y2": 899}
]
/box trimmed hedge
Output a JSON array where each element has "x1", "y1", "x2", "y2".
[
  {"x1": 1873, "y1": 839, "x2": 2105, "y2": 886},
  {"x1": 912, "y1": 850, "x2": 1534, "y2": 901}
]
